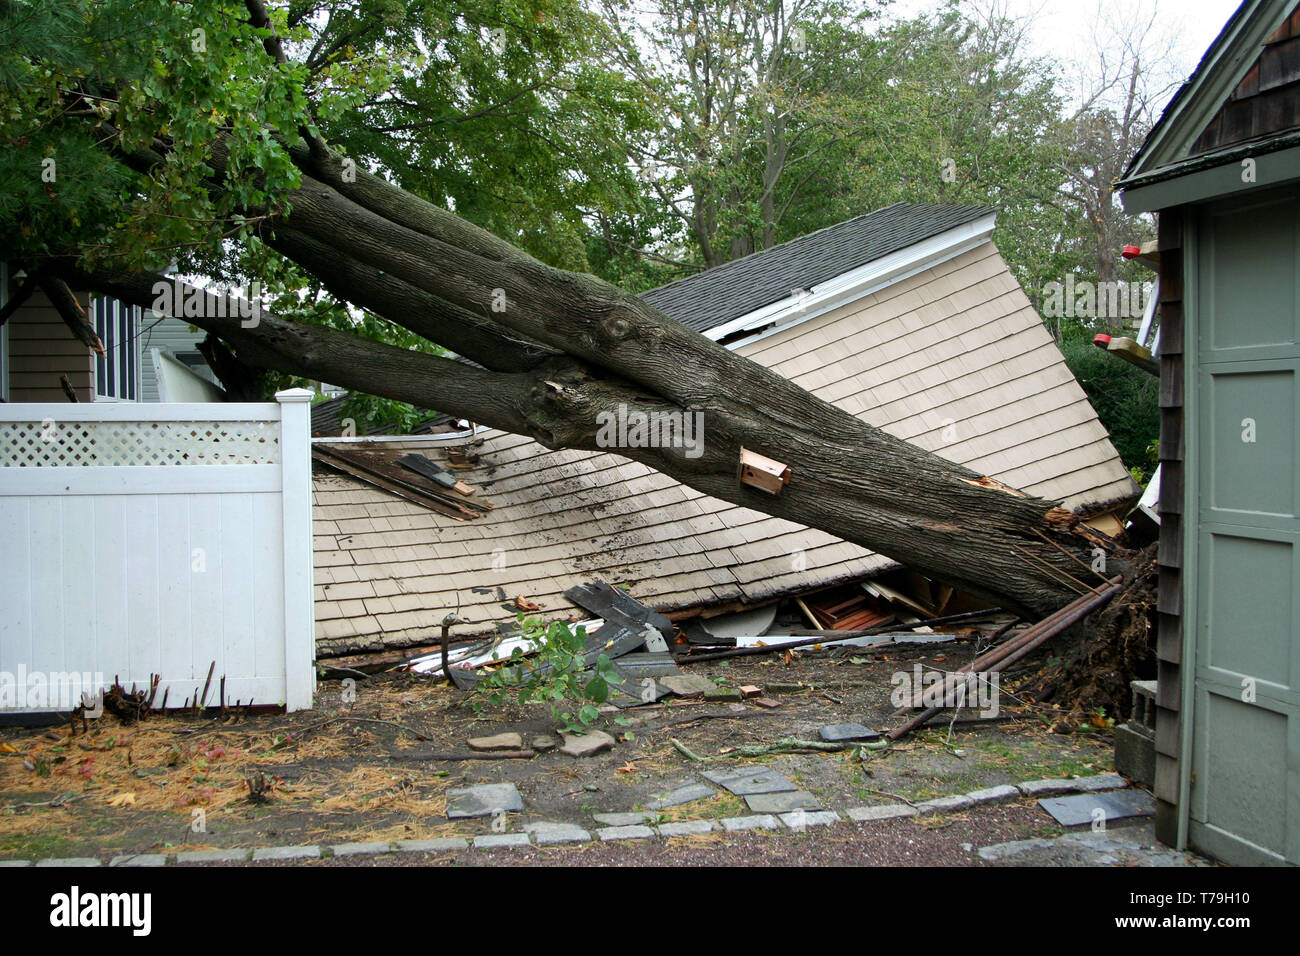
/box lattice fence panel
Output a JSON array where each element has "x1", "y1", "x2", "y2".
[{"x1": 0, "y1": 420, "x2": 280, "y2": 466}]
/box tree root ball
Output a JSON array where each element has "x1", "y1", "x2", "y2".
[{"x1": 1018, "y1": 543, "x2": 1158, "y2": 722}]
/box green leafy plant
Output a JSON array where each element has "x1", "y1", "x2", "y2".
[{"x1": 471, "y1": 614, "x2": 627, "y2": 734}]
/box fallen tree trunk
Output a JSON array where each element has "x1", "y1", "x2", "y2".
[
  {"x1": 75, "y1": 232, "x2": 1124, "y2": 618},
  {"x1": 43, "y1": 41, "x2": 1128, "y2": 619}
]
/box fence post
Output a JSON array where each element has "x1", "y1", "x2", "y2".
[{"x1": 277, "y1": 388, "x2": 316, "y2": 710}]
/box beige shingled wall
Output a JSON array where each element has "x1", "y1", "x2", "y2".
[
  {"x1": 312, "y1": 240, "x2": 1137, "y2": 654},
  {"x1": 6, "y1": 287, "x2": 94, "y2": 402}
]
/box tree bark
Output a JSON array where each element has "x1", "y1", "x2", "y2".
[
  {"x1": 51, "y1": 108, "x2": 1127, "y2": 620},
  {"x1": 66, "y1": 135, "x2": 1125, "y2": 617}
]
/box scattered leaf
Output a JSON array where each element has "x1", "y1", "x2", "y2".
[{"x1": 107, "y1": 792, "x2": 136, "y2": 808}]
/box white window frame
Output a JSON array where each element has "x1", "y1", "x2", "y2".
[
  {"x1": 0, "y1": 262, "x2": 9, "y2": 401},
  {"x1": 92, "y1": 295, "x2": 142, "y2": 402}
]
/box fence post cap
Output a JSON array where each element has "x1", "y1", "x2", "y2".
[{"x1": 275, "y1": 388, "x2": 316, "y2": 403}]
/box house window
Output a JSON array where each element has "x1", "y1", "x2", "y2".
[{"x1": 93, "y1": 296, "x2": 140, "y2": 401}]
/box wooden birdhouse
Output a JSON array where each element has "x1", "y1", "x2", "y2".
[{"x1": 738, "y1": 446, "x2": 791, "y2": 495}]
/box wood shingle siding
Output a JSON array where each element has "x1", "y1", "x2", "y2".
[
  {"x1": 1153, "y1": 208, "x2": 1186, "y2": 847},
  {"x1": 1191, "y1": 8, "x2": 1300, "y2": 154}
]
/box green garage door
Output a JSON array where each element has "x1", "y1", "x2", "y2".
[{"x1": 1190, "y1": 187, "x2": 1300, "y2": 866}]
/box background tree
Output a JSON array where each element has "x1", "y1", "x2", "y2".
[{"x1": 598, "y1": 0, "x2": 889, "y2": 266}]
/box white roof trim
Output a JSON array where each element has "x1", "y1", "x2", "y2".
[
  {"x1": 311, "y1": 423, "x2": 488, "y2": 445},
  {"x1": 706, "y1": 213, "x2": 998, "y2": 351}
]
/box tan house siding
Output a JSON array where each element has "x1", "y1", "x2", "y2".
[
  {"x1": 6, "y1": 287, "x2": 94, "y2": 402},
  {"x1": 311, "y1": 239, "x2": 1139, "y2": 655},
  {"x1": 738, "y1": 242, "x2": 1136, "y2": 511}
]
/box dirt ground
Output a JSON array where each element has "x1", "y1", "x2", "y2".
[{"x1": 0, "y1": 638, "x2": 1121, "y2": 862}]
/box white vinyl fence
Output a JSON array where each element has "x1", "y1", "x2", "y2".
[{"x1": 0, "y1": 390, "x2": 316, "y2": 713}]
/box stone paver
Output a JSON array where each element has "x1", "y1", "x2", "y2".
[
  {"x1": 1038, "y1": 788, "x2": 1154, "y2": 828},
  {"x1": 592, "y1": 811, "x2": 655, "y2": 826},
  {"x1": 331, "y1": 841, "x2": 395, "y2": 857},
  {"x1": 473, "y1": 833, "x2": 531, "y2": 849},
  {"x1": 109, "y1": 854, "x2": 167, "y2": 867},
  {"x1": 0, "y1": 860, "x2": 31, "y2": 867},
  {"x1": 446, "y1": 782, "x2": 524, "y2": 818},
  {"x1": 721, "y1": 814, "x2": 781, "y2": 832},
  {"x1": 36, "y1": 857, "x2": 101, "y2": 867},
  {"x1": 396, "y1": 837, "x2": 468, "y2": 852},
  {"x1": 702, "y1": 766, "x2": 797, "y2": 796},
  {"x1": 559, "y1": 730, "x2": 616, "y2": 758},
  {"x1": 174, "y1": 848, "x2": 252, "y2": 864},
  {"x1": 646, "y1": 781, "x2": 715, "y2": 810},
  {"x1": 847, "y1": 804, "x2": 918, "y2": 822},
  {"x1": 658, "y1": 820, "x2": 717, "y2": 837},
  {"x1": 1073, "y1": 773, "x2": 1129, "y2": 793},
  {"x1": 916, "y1": 794, "x2": 975, "y2": 814},
  {"x1": 658, "y1": 674, "x2": 716, "y2": 698},
  {"x1": 965, "y1": 784, "x2": 1021, "y2": 805},
  {"x1": 780, "y1": 810, "x2": 840, "y2": 829},
  {"x1": 703, "y1": 686, "x2": 743, "y2": 702},
  {"x1": 597, "y1": 825, "x2": 656, "y2": 841},
  {"x1": 252, "y1": 845, "x2": 320, "y2": 862},
  {"x1": 1018, "y1": 778, "x2": 1086, "y2": 797},
  {"x1": 818, "y1": 722, "x2": 879, "y2": 742},
  {"x1": 525, "y1": 822, "x2": 591, "y2": 845},
  {"x1": 744, "y1": 791, "x2": 822, "y2": 814},
  {"x1": 467, "y1": 732, "x2": 524, "y2": 751},
  {"x1": 978, "y1": 830, "x2": 1206, "y2": 867}
]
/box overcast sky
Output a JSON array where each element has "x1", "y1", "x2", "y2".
[{"x1": 891, "y1": 0, "x2": 1245, "y2": 112}]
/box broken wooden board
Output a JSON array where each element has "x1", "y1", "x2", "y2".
[
  {"x1": 396, "y1": 453, "x2": 476, "y2": 495},
  {"x1": 727, "y1": 631, "x2": 954, "y2": 650},
  {"x1": 313, "y1": 444, "x2": 489, "y2": 517}
]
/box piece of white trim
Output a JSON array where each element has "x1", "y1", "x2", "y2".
[
  {"x1": 704, "y1": 214, "x2": 997, "y2": 351},
  {"x1": 311, "y1": 423, "x2": 487, "y2": 445},
  {"x1": 277, "y1": 388, "x2": 317, "y2": 712},
  {"x1": 1136, "y1": 276, "x2": 1161, "y2": 350},
  {"x1": 0, "y1": 401, "x2": 281, "y2": 422}
]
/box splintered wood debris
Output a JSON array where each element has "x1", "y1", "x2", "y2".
[{"x1": 311, "y1": 443, "x2": 490, "y2": 519}]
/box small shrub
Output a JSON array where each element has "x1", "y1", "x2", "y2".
[{"x1": 471, "y1": 614, "x2": 627, "y2": 734}]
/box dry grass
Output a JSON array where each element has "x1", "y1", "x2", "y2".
[{"x1": 646, "y1": 792, "x2": 743, "y2": 822}]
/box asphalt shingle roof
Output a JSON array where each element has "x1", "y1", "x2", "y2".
[{"x1": 639, "y1": 203, "x2": 992, "y2": 333}]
